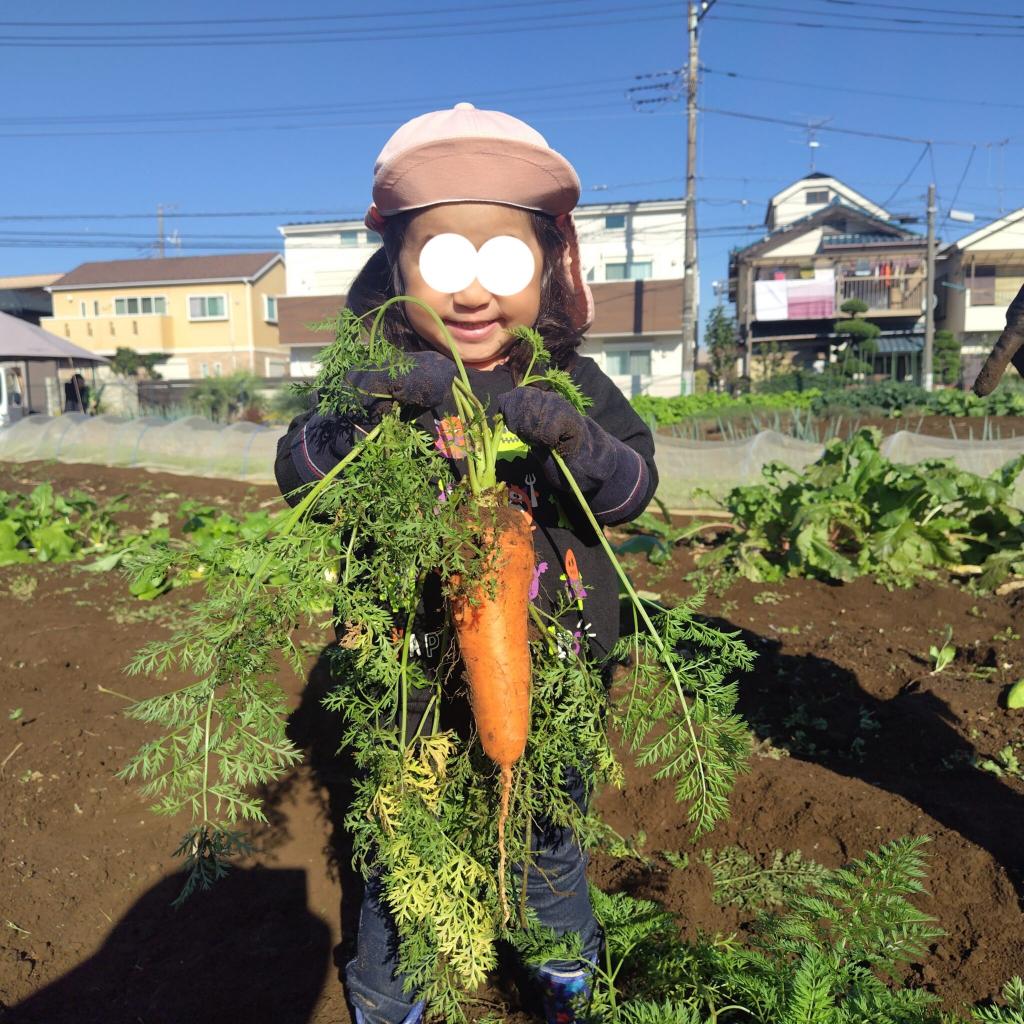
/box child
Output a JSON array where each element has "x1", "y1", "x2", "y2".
[{"x1": 275, "y1": 103, "x2": 658, "y2": 1024}]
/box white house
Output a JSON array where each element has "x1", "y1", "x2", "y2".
[
  {"x1": 277, "y1": 199, "x2": 686, "y2": 396},
  {"x1": 938, "y1": 208, "x2": 1024, "y2": 381}
]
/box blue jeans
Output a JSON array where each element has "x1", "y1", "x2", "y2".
[{"x1": 345, "y1": 771, "x2": 602, "y2": 1024}]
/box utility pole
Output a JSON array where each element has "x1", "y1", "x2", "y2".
[
  {"x1": 923, "y1": 182, "x2": 936, "y2": 392},
  {"x1": 681, "y1": 0, "x2": 699, "y2": 396},
  {"x1": 156, "y1": 203, "x2": 165, "y2": 259}
]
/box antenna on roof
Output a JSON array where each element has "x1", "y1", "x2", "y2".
[{"x1": 787, "y1": 115, "x2": 832, "y2": 173}]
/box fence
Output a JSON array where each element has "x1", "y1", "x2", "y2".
[{"x1": 3, "y1": 415, "x2": 1023, "y2": 508}]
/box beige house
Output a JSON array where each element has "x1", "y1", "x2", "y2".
[
  {"x1": 937, "y1": 208, "x2": 1024, "y2": 383},
  {"x1": 42, "y1": 253, "x2": 287, "y2": 379},
  {"x1": 729, "y1": 174, "x2": 928, "y2": 382}
]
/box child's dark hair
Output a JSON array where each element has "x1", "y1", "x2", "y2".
[{"x1": 345, "y1": 209, "x2": 584, "y2": 379}]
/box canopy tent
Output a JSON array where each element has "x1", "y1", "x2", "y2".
[
  {"x1": 0, "y1": 311, "x2": 109, "y2": 419},
  {"x1": 0, "y1": 310, "x2": 109, "y2": 363}
]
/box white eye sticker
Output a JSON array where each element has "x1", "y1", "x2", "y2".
[
  {"x1": 477, "y1": 235, "x2": 536, "y2": 296},
  {"x1": 418, "y1": 233, "x2": 477, "y2": 294}
]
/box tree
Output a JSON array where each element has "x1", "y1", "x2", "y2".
[
  {"x1": 832, "y1": 298, "x2": 880, "y2": 380},
  {"x1": 704, "y1": 303, "x2": 741, "y2": 391},
  {"x1": 933, "y1": 329, "x2": 961, "y2": 386},
  {"x1": 109, "y1": 347, "x2": 169, "y2": 380}
]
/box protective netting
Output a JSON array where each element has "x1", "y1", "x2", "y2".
[
  {"x1": 655, "y1": 429, "x2": 1024, "y2": 509},
  {"x1": 2, "y1": 416, "x2": 1023, "y2": 507},
  {"x1": 0, "y1": 414, "x2": 279, "y2": 484}
]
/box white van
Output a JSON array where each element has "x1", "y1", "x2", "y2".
[{"x1": 0, "y1": 362, "x2": 27, "y2": 427}]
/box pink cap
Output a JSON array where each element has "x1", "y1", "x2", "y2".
[
  {"x1": 365, "y1": 103, "x2": 592, "y2": 330},
  {"x1": 370, "y1": 102, "x2": 580, "y2": 218}
]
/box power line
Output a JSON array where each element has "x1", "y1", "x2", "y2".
[
  {"x1": 940, "y1": 145, "x2": 978, "y2": 233},
  {"x1": 722, "y1": 0, "x2": 1024, "y2": 30},
  {"x1": 813, "y1": 0, "x2": 1024, "y2": 20},
  {"x1": 879, "y1": 144, "x2": 931, "y2": 209},
  {"x1": 0, "y1": 0, "x2": 599, "y2": 28},
  {"x1": 0, "y1": 7, "x2": 680, "y2": 48},
  {"x1": 0, "y1": 75, "x2": 638, "y2": 128},
  {"x1": 699, "y1": 105, "x2": 989, "y2": 147},
  {"x1": 2, "y1": 99, "x2": 636, "y2": 140},
  {"x1": 712, "y1": 12, "x2": 1024, "y2": 38},
  {"x1": 702, "y1": 65, "x2": 1024, "y2": 114}
]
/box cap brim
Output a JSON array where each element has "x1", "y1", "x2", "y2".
[{"x1": 373, "y1": 138, "x2": 580, "y2": 218}]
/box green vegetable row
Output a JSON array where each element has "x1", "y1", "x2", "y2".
[{"x1": 634, "y1": 380, "x2": 1024, "y2": 427}]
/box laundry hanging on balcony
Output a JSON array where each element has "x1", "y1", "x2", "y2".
[{"x1": 754, "y1": 269, "x2": 835, "y2": 320}]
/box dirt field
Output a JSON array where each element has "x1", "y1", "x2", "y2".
[{"x1": 1, "y1": 460, "x2": 1022, "y2": 1023}]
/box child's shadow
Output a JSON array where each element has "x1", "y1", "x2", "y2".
[
  {"x1": 705, "y1": 615, "x2": 1024, "y2": 901},
  {"x1": 281, "y1": 645, "x2": 366, "y2": 979},
  {"x1": 5, "y1": 867, "x2": 331, "y2": 1024}
]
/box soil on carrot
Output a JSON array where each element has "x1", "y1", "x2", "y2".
[
  {"x1": 660, "y1": 412, "x2": 1024, "y2": 442},
  {"x1": 1, "y1": 460, "x2": 1023, "y2": 1023}
]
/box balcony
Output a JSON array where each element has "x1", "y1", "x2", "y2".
[
  {"x1": 753, "y1": 272, "x2": 925, "y2": 323},
  {"x1": 837, "y1": 275, "x2": 924, "y2": 315},
  {"x1": 41, "y1": 315, "x2": 174, "y2": 351}
]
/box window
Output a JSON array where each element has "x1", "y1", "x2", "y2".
[
  {"x1": 264, "y1": 295, "x2": 278, "y2": 323},
  {"x1": 366, "y1": 230, "x2": 382, "y2": 245},
  {"x1": 340, "y1": 229, "x2": 362, "y2": 246},
  {"x1": 189, "y1": 295, "x2": 227, "y2": 320},
  {"x1": 604, "y1": 213, "x2": 626, "y2": 230},
  {"x1": 806, "y1": 189, "x2": 830, "y2": 204},
  {"x1": 606, "y1": 349, "x2": 652, "y2": 376},
  {"x1": 93, "y1": 300, "x2": 99, "y2": 316},
  {"x1": 213, "y1": 362, "x2": 223, "y2": 377},
  {"x1": 114, "y1": 295, "x2": 166, "y2": 315},
  {"x1": 199, "y1": 363, "x2": 210, "y2": 378},
  {"x1": 605, "y1": 261, "x2": 653, "y2": 281},
  {"x1": 80, "y1": 301, "x2": 86, "y2": 317},
  {"x1": 970, "y1": 265, "x2": 996, "y2": 306}
]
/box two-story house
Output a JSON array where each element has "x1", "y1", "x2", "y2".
[
  {"x1": 937, "y1": 208, "x2": 1024, "y2": 385},
  {"x1": 42, "y1": 253, "x2": 287, "y2": 379},
  {"x1": 277, "y1": 199, "x2": 686, "y2": 396},
  {"x1": 729, "y1": 174, "x2": 929, "y2": 382}
]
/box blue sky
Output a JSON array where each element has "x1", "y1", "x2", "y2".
[{"x1": 3, "y1": 0, "x2": 1023, "y2": 333}]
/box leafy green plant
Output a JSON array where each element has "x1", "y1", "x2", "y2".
[
  {"x1": 118, "y1": 304, "x2": 754, "y2": 1021},
  {"x1": 518, "y1": 837, "x2": 969, "y2": 1024},
  {"x1": 697, "y1": 427, "x2": 1024, "y2": 591},
  {"x1": 930, "y1": 626, "x2": 957, "y2": 675},
  {"x1": 976, "y1": 743, "x2": 1024, "y2": 782},
  {"x1": 188, "y1": 371, "x2": 266, "y2": 423},
  {"x1": 699, "y1": 844, "x2": 826, "y2": 911},
  {"x1": 631, "y1": 389, "x2": 821, "y2": 428},
  {"x1": 0, "y1": 483, "x2": 123, "y2": 565}
]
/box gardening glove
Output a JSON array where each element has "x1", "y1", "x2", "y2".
[
  {"x1": 497, "y1": 386, "x2": 652, "y2": 525},
  {"x1": 277, "y1": 351, "x2": 458, "y2": 492},
  {"x1": 536, "y1": 960, "x2": 596, "y2": 1024},
  {"x1": 973, "y1": 284, "x2": 1024, "y2": 396},
  {"x1": 348, "y1": 350, "x2": 458, "y2": 411}
]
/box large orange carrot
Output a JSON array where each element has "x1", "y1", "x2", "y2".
[{"x1": 451, "y1": 499, "x2": 534, "y2": 923}]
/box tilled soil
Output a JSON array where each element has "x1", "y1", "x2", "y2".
[{"x1": 1, "y1": 461, "x2": 1022, "y2": 1023}]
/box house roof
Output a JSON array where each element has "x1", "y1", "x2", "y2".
[
  {"x1": 278, "y1": 279, "x2": 684, "y2": 347},
  {"x1": 50, "y1": 252, "x2": 282, "y2": 290},
  {"x1": 945, "y1": 207, "x2": 1024, "y2": 252},
  {"x1": 0, "y1": 272, "x2": 63, "y2": 289},
  {"x1": 766, "y1": 174, "x2": 890, "y2": 226},
  {"x1": 733, "y1": 199, "x2": 922, "y2": 262}
]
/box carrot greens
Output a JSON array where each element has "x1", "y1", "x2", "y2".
[{"x1": 118, "y1": 304, "x2": 754, "y2": 1021}]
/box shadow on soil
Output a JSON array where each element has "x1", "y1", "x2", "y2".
[
  {"x1": 711, "y1": 616, "x2": 1024, "y2": 900},
  {"x1": 4, "y1": 867, "x2": 332, "y2": 1024},
  {"x1": 274, "y1": 645, "x2": 542, "y2": 1023}
]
